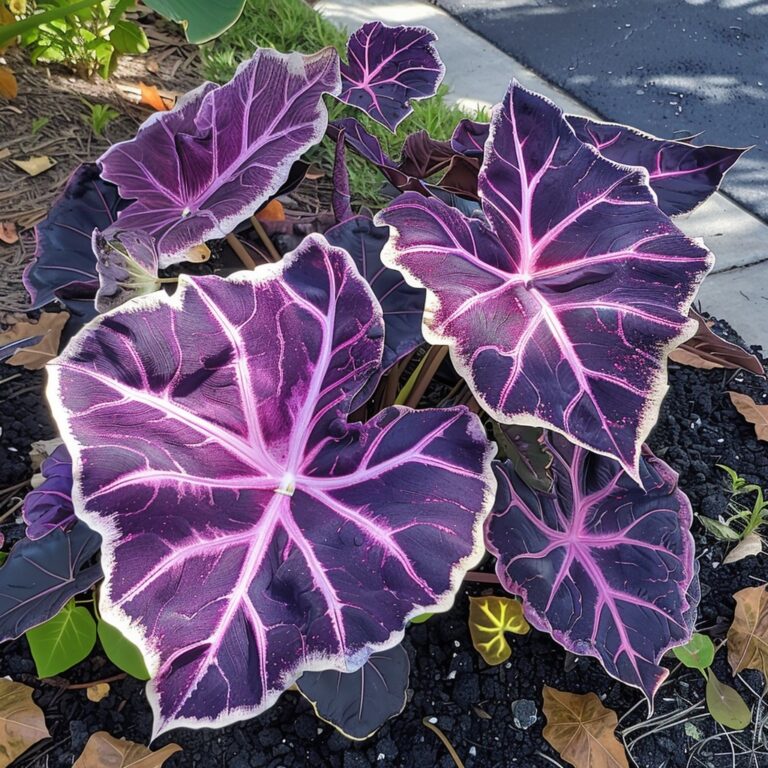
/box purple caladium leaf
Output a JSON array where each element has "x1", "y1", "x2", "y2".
[
  {"x1": 486, "y1": 433, "x2": 697, "y2": 702},
  {"x1": 0, "y1": 523, "x2": 102, "y2": 642},
  {"x1": 376, "y1": 82, "x2": 713, "y2": 478},
  {"x1": 332, "y1": 128, "x2": 354, "y2": 224},
  {"x1": 296, "y1": 643, "x2": 410, "y2": 740},
  {"x1": 93, "y1": 229, "x2": 161, "y2": 312},
  {"x1": 48, "y1": 234, "x2": 494, "y2": 734},
  {"x1": 100, "y1": 49, "x2": 340, "y2": 265},
  {"x1": 324, "y1": 215, "x2": 425, "y2": 401},
  {"x1": 23, "y1": 163, "x2": 125, "y2": 314},
  {"x1": 567, "y1": 116, "x2": 747, "y2": 216},
  {"x1": 339, "y1": 22, "x2": 445, "y2": 132},
  {"x1": 23, "y1": 445, "x2": 76, "y2": 541},
  {"x1": 450, "y1": 116, "x2": 745, "y2": 216}
]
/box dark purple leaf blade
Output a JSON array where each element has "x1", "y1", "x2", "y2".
[
  {"x1": 567, "y1": 116, "x2": 747, "y2": 216},
  {"x1": 100, "y1": 50, "x2": 340, "y2": 265},
  {"x1": 486, "y1": 433, "x2": 697, "y2": 702},
  {"x1": 324, "y1": 215, "x2": 425, "y2": 406},
  {"x1": 0, "y1": 523, "x2": 102, "y2": 642},
  {"x1": 22, "y1": 445, "x2": 76, "y2": 541},
  {"x1": 22, "y1": 163, "x2": 125, "y2": 312},
  {"x1": 451, "y1": 118, "x2": 489, "y2": 157},
  {"x1": 296, "y1": 643, "x2": 409, "y2": 740},
  {"x1": 376, "y1": 81, "x2": 713, "y2": 478},
  {"x1": 47, "y1": 235, "x2": 494, "y2": 735},
  {"x1": 331, "y1": 127, "x2": 353, "y2": 224},
  {"x1": 340, "y1": 22, "x2": 445, "y2": 132}
]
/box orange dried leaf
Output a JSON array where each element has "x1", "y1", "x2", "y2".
[
  {"x1": 0, "y1": 66, "x2": 17, "y2": 100},
  {"x1": 727, "y1": 586, "x2": 768, "y2": 680},
  {"x1": 11, "y1": 156, "x2": 56, "y2": 177},
  {"x1": 542, "y1": 686, "x2": 629, "y2": 768},
  {"x1": 73, "y1": 731, "x2": 180, "y2": 768},
  {"x1": 0, "y1": 222, "x2": 18, "y2": 244},
  {"x1": 1, "y1": 312, "x2": 69, "y2": 370},
  {"x1": 139, "y1": 82, "x2": 174, "y2": 112},
  {"x1": 729, "y1": 392, "x2": 768, "y2": 441},
  {"x1": 0, "y1": 678, "x2": 50, "y2": 766},
  {"x1": 254, "y1": 199, "x2": 285, "y2": 222}
]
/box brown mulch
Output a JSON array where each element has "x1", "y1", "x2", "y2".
[{"x1": 0, "y1": 15, "x2": 204, "y2": 322}]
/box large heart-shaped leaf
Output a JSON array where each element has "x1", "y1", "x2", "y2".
[
  {"x1": 0, "y1": 523, "x2": 103, "y2": 642},
  {"x1": 143, "y1": 0, "x2": 246, "y2": 44},
  {"x1": 339, "y1": 22, "x2": 445, "y2": 132},
  {"x1": 377, "y1": 82, "x2": 713, "y2": 477},
  {"x1": 48, "y1": 235, "x2": 495, "y2": 735},
  {"x1": 22, "y1": 163, "x2": 125, "y2": 313},
  {"x1": 296, "y1": 644, "x2": 410, "y2": 740},
  {"x1": 100, "y1": 49, "x2": 340, "y2": 265},
  {"x1": 486, "y1": 433, "x2": 697, "y2": 701}
]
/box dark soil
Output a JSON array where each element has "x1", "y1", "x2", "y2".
[{"x1": 1, "y1": 317, "x2": 766, "y2": 768}]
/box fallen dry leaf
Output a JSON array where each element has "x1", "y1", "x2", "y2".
[
  {"x1": 180, "y1": 243, "x2": 211, "y2": 263},
  {"x1": 1, "y1": 312, "x2": 69, "y2": 370},
  {"x1": 73, "y1": 731, "x2": 181, "y2": 768},
  {"x1": 727, "y1": 586, "x2": 768, "y2": 680},
  {"x1": 723, "y1": 532, "x2": 763, "y2": 565},
  {"x1": 0, "y1": 149, "x2": 10, "y2": 161},
  {"x1": 669, "y1": 310, "x2": 764, "y2": 376},
  {"x1": 254, "y1": 199, "x2": 285, "y2": 222},
  {"x1": 0, "y1": 222, "x2": 17, "y2": 244},
  {"x1": 11, "y1": 155, "x2": 56, "y2": 177},
  {"x1": 29, "y1": 437, "x2": 64, "y2": 472},
  {"x1": 0, "y1": 7, "x2": 15, "y2": 54},
  {"x1": 0, "y1": 67, "x2": 17, "y2": 100},
  {"x1": 85, "y1": 684, "x2": 110, "y2": 703},
  {"x1": 542, "y1": 686, "x2": 628, "y2": 768},
  {"x1": 729, "y1": 392, "x2": 768, "y2": 441},
  {"x1": 139, "y1": 82, "x2": 175, "y2": 111},
  {"x1": 0, "y1": 678, "x2": 50, "y2": 767}
]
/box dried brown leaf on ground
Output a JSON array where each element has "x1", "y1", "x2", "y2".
[
  {"x1": 542, "y1": 686, "x2": 629, "y2": 768},
  {"x1": 0, "y1": 67, "x2": 17, "y2": 100},
  {"x1": 0, "y1": 678, "x2": 50, "y2": 767},
  {"x1": 73, "y1": 731, "x2": 181, "y2": 767},
  {"x1": 138, "y1": 82, "x2": 175, "y2": 111},
  {"x1": 727, "y1": 585, "x2": 768, "y2": 679},
  {"x1": 729, "y1": 392, "x2": 768, "y2": 441},
  {"x1": 10, "y1": 156, "x2": 56, "y2": 177},
  {"x1": 669, "y1": 310, "x2": 764, "y2": 375},
  {"x1": 254, "y1": 199, "x2": 286, "y2": 222},
  {"x1": 0, "y1": 222, "x2": 18, "y2": 244},
  {"x1": 1, "y1": 312, "x2": 69, "y2": 370},
  {"x1": 722, "y1": 532, "x2": 763, "y2": 565},
  {"x1": 85, "y1": 683, "x2": 110, "y2": 703}
]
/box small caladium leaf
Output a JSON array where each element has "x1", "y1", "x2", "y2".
[
  {"x1": 567, "y1": 116, "x2": 747, "y2": 217},
  {"x1": 339, "y1": 22, "x2": 445, "y2": 132},
  {"x1": 486, "y1": 433, "x2": 697, "y2": 702},
  {"x1": 706, "y1": 670, "x2": 752, "y2": 730},
  {"x1": 22, "y1": 444, "x2": 76, "y2": 540},
  {"x1": 451, "y1": 118, "x2": 488, "y2": 157},
  {"x1": 672, "y1": 633, "x2": 715, "y2": 671},
  {"x1": 377, "y1": 82, "x2": 713, "y2": 477},
  {"x1": 0, "y1": 523, "x2": 102, "y2": 643},
  {"x1": 491, "y1": 422, "x2": 552, "y2": 493},
  {"x1": 26, "y1": 598, "x2": 97, "y2": 678},
  {"x1": 296, "y1": 644, "x2": 410, "y2": 740},
  {"x1": 324, "y1": 215, "x2": 425, "y2": 401},
  {"x1": 468, "y1": 595, "x2": 530, "y2": 666},
  {"x1": 23, "y1": 163, "x2": 125, "y2": 316},
  {"x1": 93, "y1": 229, "x2": 161, "y2": 312},
  {"x1": 48, "y1": 234, "x2": 495, "y2": 734},
  {"x1": 97, "y1": 619, "x2": 150, "y2": 680},
  {"x1": 100, "y1": 49, "x2": 341, "y2": 265}
]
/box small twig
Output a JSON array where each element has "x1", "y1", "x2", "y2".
[
  {"x1": 0, "y1": 373, "x2": 22, "y2": 386},
  {"x1": 0, "y1": 498, "x2": 24, "y2": 524},
  {"x1": 251, "y1": 217, "x2": 282, "y2": 262},
  {"x1": 46, "y1": 673, "x2": 127, "y2": 691},
  {"x1": 422, "y1": 718, "x2": 465, "y2": 768},
  {"x1": 225, "y1": 233, "x2": 258, "y2": 270},
  {"x1": 0, "y1": 479, "x2": 30, "y2": 498}
]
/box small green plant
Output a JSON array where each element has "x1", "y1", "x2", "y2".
[
  {"x1": 699, "y1": 465, "x2": 768, "y2": 543},
  {"x1": 20, "y1": 0, "x2": 148, "y2": 80},
  {"x1": 673, "y1": 633, "x2": 752, "y2": 730},
  {"x1": 30, "y1": 115, "x2": 50, "y2": 134},
  {"x1": 82, "y1": 99, "x2": 119, "y2": 136}
]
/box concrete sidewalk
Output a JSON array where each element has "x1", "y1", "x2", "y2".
[{"x1": 318, "y1": 0, "x2": 768, "y2": 348}]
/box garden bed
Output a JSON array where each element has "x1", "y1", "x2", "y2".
[{"x1": 1, "y1": 320, "x2": 767, "y2": 768}]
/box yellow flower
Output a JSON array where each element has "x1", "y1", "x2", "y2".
[{"x1": 8, "y1": 0, "x2": 27, "y2": 16}]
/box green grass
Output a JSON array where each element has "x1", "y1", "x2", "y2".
[{"x1": 201, "y1": 0, "x2": 488, "y2": 209}]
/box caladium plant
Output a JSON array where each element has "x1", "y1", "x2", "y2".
[
  {"x1": 48, "y1": 235, "x2": 495, "y2": 733},
  {"x1": 377, "y1": 81, "x2": 713, "y2": 478},
  {"x1": 17, "y1": 15, "x2": 747, "y2": 743}
]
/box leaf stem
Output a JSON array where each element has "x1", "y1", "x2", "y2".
[
  {"x1": 225, "y1": 233, "x2": 258, "y2": 270},
  {"x1": 0, "y1": 0, "x2": 101, "y2": 46},
  {"x1": 398, "y1": 346, "x2": 448, "y2": 409},
  {"x1": 250, "y1": 217, "x2": 282, "y2": 263},
  {"x1": 464, "y1": 571, "x2": 500, "y2": 585},
  {"x1": 422, "y1": 718, "x2": 465, "y2": 768}
]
